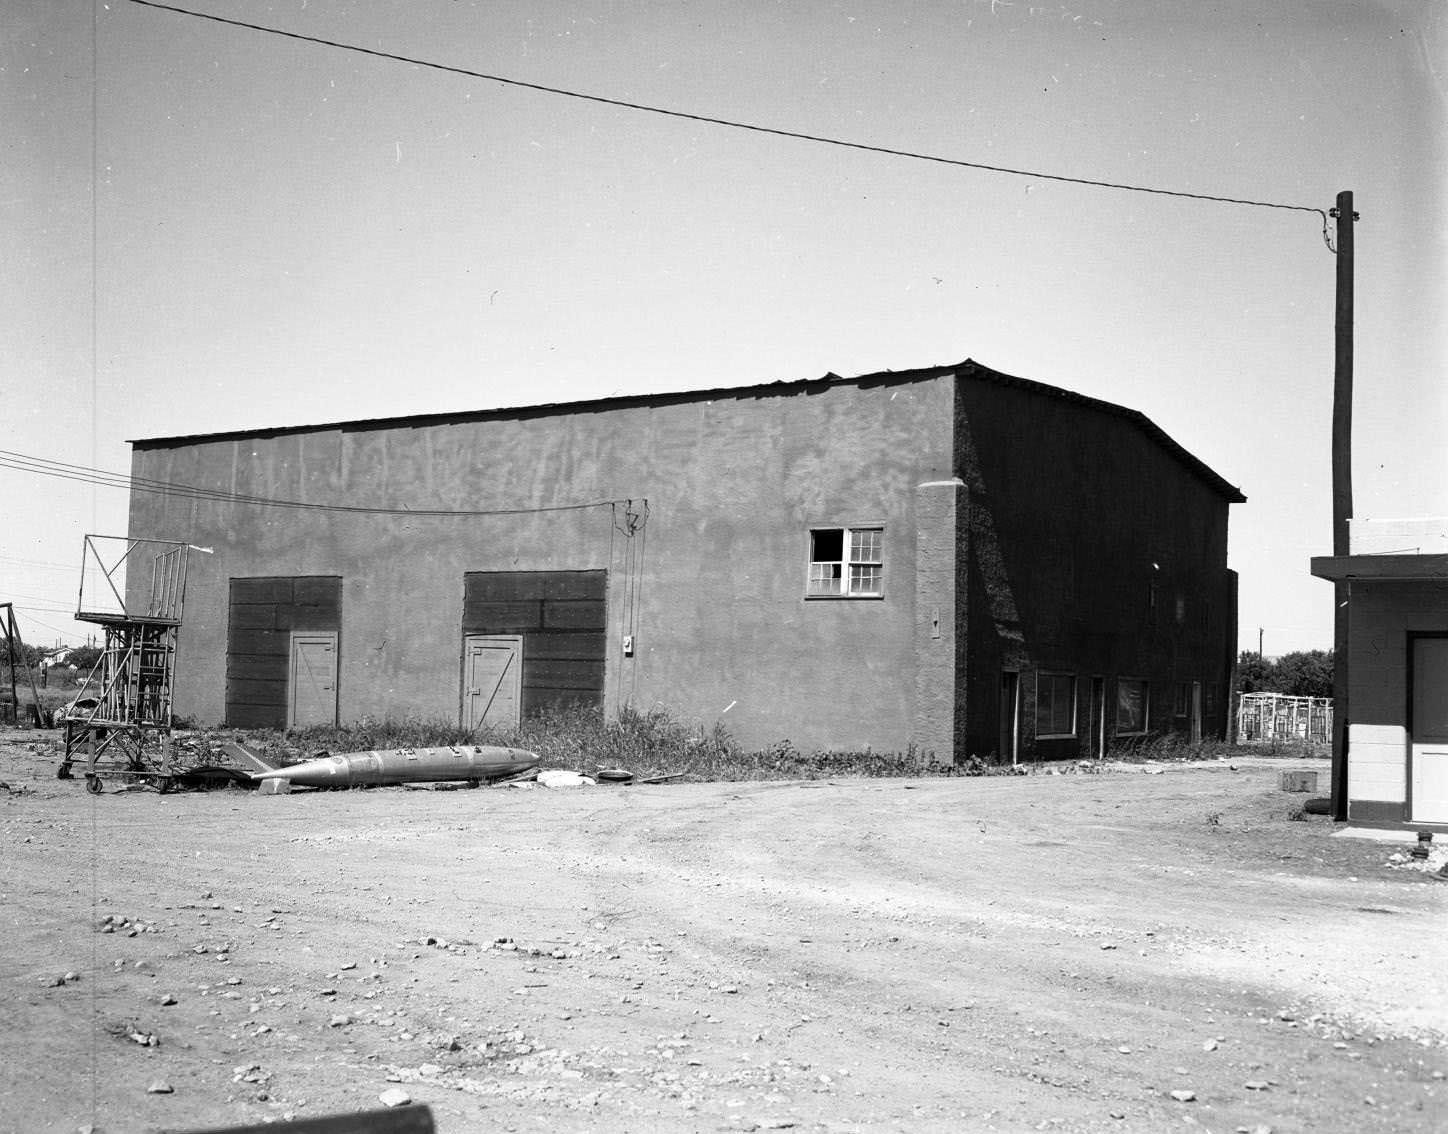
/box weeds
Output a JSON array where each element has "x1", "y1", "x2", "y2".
[
  {"x1": 1107, "y1": 733, "x2": 1238, "y2": 763},
  {"x1": 230, "y1": 708, "x2": 1318, "y2": 784},
  {"x1": 277, "y1": 705, "x2": 989, "y2": 782},
  {"x1": 1106, "y1": 732, "x2": 1326, "y2": 764}
]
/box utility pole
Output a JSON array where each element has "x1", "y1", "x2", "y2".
[
  {"x1": 1258, "y1": 627, "x2": 1264, "y2": 660},
  {"x1": 1330, "y1": 190, "x2": 1357, "y2": 821}
]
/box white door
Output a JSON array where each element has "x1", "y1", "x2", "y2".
[
  {"x1": 464, "y1": 635, "x2": 522, "y2": 732},
  {"x1": 289, "y1": 632, "x2": 338, "y2": 729},
  {"x1": 1411, "y1": 636, "x2": 1448, "y2": 823}
]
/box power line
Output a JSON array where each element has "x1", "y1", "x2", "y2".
[
  {"x1": 0, "y1": 554, "x2": 80, "y2": 572},
  {"x1": 10, "y1": 602, "x2": 78, "y2": 617},
  {"x1": 0, "y1": 590, "x2": 77, "y2": 609},
  {"x1": 0, "y1": 449, "x2": 629, "y2": 518},
  {"x1": 127, "y1": 0, "x2": 1330, "y2": 231},
  {"x1": 9, "y1": 608, "x2": 78, "y2": 638}
]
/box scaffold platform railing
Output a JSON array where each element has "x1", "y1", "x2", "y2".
[{"x1": 59, "y1": 536, "x2": 192, "y2": 793}]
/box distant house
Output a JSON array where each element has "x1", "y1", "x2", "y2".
[
  {"x1": 1312, "y1": 518, "x2": 1448, "y2": 830},
  {"x1": 125, "y1": 359, "x2": 1242, "y2": 762}
]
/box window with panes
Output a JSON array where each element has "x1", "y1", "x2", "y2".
[
  {"x1": 1035, "y1": 672, "x2": 1077, "y2": 738},
  {"x1": 1116, "y1": 678, "x2": 1150, "y2": 734},
  {"x1": 807, "y1": 527, "x2": 883, "y2": 598}
]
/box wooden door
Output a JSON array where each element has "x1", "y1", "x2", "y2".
[
  {"x1": 1410, "y1": 636, "x2": 1448, "y2": 823},
  {"x1": 464, "y1": 634, "x2": 522, "y2": 732},
  {"x1": 288, "y1": 632, "x2": 338, "y2": 729}
]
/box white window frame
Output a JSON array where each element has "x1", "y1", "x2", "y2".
[
  {"x1": 806, "y1": 526, "x2": 884, "y2": 599},
  {"x1": 1116, "y1": 677, "x2": 1151, "y2": 735},
  {"x1": 1035, "y1": 672, "x2": 1078, "y2": 739}
]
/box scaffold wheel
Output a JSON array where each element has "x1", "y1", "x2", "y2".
[{"x1": 85, "y1": 775, "x2": 102, "y2": 795}]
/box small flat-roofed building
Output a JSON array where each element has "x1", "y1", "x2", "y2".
[{"x1": 1312, "y1": 518, "x2": 1448, "y2": 830}]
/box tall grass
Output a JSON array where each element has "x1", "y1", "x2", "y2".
[
  {"x1": 1106, "y1": 732, "x2": 1328, "y2": 762},
  {"x1": 277, "y1": 705, "x2": 986, "y2": 782}
]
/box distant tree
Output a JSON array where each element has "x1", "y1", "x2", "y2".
[
  {"x1": 1235, "y1": 649, "x2": 1333, "y2": 697},
  {"x1": 1273, "y1": 650, "x2": 1334, "y2": 698},
  {"x1": 2, "y1": 642, "x2": 48, "y2": 668},
  {"x1": 66, "y1": 645, "x2": 104, "y2": 674},
  {"x1": 24, "y1": 643, "x2": 47, "y2": 667},
  {"x1": 1236, "y1": 651, "x2": 1275, "y2": 693}
]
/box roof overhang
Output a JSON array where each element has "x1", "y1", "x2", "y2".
[{"x1": 1310, "y1": 554, "x2": 1448, "y2": 582}]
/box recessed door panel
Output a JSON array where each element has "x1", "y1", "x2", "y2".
[
  {"x1": 289, "y1": 632, "x2": 338, "y2": 729},
  {"x1": 1411, "y1": 637, "x2": 1448, "y2": 823},
  {"x1": 464, "y1": 634, "x2": 522, "y2": 732}
]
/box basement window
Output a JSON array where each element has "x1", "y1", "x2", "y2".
[
  {"x1": 1116, "y1": 678, "x2": 1150, "y2": 735},
  {"x1": 807, "y1": 527, "x2": 883, "y2": 598},
  {"x1": 1035, "y1": 673, "x2": 1077, "y2": 739}
]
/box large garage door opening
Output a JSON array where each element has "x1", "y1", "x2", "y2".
[{"x1": 462, "y1": 570, "x2": 606, "y2": 723}]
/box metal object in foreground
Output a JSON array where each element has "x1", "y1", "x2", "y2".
[
  {"x1": 252, "y1": 745, "x2": 539, "y2": 788},
  {"x1": 179, "y1": 1102, "x2": 434, "y2": 1134}
]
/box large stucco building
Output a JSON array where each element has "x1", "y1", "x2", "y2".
[{"x1": 127, "y1": 359, "x2": 1242, "y2": 762}]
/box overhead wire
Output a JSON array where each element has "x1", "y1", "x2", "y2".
[
  {"x1": 8, "y1": 608, "x2": 75, "y2": 638},
  {"x1": 0, "y1": 553, "x2": 81, "y2": 572},
  {"x1": 9, "y1": 602, "x2": 79, "y2": 617},
  {"x1": 0, "y1": 590, "x2": 80, "y2": 610},
  {"x1": 0, "y1": 449, "x2": 630, "y2": 518},
  {"x1": 126, "y1": 0, "x2": 1331, "y2": 237}
]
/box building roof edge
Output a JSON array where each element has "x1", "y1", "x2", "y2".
[{"x1": 130, "y1": 357, "x2": 1245, "y2": 503}]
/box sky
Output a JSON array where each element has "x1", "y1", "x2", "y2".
[{"x1": 2, "y1": 0, "x2": 1444, "y2": 655}]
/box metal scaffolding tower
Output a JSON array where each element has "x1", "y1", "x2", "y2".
[{"x1": 59, "y1": 536, "x2": 191, "y2": 793}]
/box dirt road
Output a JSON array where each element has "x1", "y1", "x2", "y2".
[{"x1": 2, "y1": 737, "x2": 1443, "y2": 1133}]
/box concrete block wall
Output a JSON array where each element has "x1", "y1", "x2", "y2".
[{"x1": 1347, "y1": 723, "x2": 1407, "y2": 803}]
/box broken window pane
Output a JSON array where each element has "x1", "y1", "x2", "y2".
[
  {"x1": 808, "y1": 562, "x2": 843, "y2": 595},
  {"x1": 811, "y1": 529, "x2": 844, "y2": 561},
  {"x1": 809, "y1": 527, "x2": 883, "y2": 598}
]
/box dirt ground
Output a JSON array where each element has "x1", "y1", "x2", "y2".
[{"x1": 1, "y1": 732, "x2": 1444, "y2": 1134}]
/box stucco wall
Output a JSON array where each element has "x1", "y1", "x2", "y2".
[{"x1": 129, "y1": 374, "x2": 958, "y2": 751}]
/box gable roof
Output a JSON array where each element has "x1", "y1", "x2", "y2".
[
  {"x1": 954, "y1": 360, "x2": 1246, "y2": 503},
  {"x1": 132, "y1": 358, "x2": 1244, "y2": 503}
]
